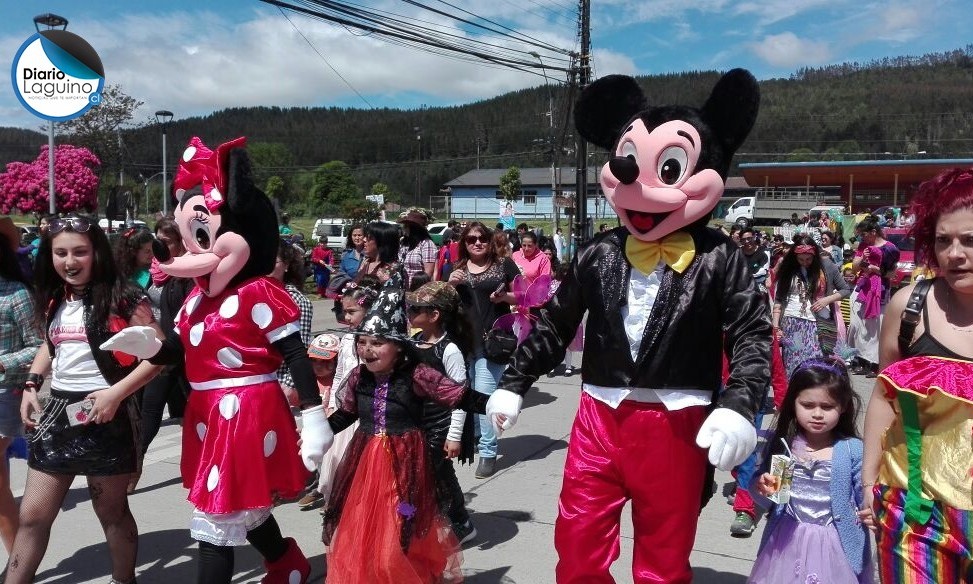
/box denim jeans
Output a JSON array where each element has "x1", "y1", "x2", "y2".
[
  {"x1": 733, "y1": 385, "x2": 770, "y2": 516},
  {"x1": 470, "y1": 354, "x2": 505, "y2": 458}
]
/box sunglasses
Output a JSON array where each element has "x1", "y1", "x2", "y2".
[
  {"x1": 48, "y1": 216, "x2": 93, "y2": 235},
  {"x1": 465, "y1": 234, "x2": 490, "y2": 245},
  {"x1": 740, "y1": 237, "x2": 755, "y2": 243}
]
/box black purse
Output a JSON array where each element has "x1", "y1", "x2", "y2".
[{"x1": 468, "y1": 270, "x2": 518, "y2": 364}]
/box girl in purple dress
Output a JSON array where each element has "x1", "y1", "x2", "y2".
[{"x1": 748, "y1": 358, "x2": 873, "y2": 583}]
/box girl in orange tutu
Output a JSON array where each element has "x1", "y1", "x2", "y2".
[{"x1": 322, "y1": 287, "x2": 488, "y2": 583}]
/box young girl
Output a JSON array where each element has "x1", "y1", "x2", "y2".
[
  {"x1": 748, "y1": 358, "x2": 872, "y2": 583},
  {"x1": 315, "y1": 276, "x2": 382, "y2": 511},
  {"x1": 547, "y1": 264, "x2": 582, "y2": 377},
  {"x1": 322, "y1": 287, "x2": 487, "y2": 583},
  {"x1": 297, "y1": 333, "x2": 341, "y2": 511},
  {"x1": 406, "y1": 281, "x2": 477, "y2": 544},
  {"x1": 9, "y1": 215, "x2": 164, "y2": 584}
]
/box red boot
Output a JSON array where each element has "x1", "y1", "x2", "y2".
[{"x1": 261, "y1": 537, "x2": 311, "y2": 584}]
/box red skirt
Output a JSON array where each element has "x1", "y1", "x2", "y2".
[
  {"x1": 181, "y1": 380, "x2": 309, "y2": 514},
  {"x1": 327, "y1": 435, "x2": 462, "y2": 583}
]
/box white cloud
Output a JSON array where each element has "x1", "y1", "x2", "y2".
[
  {"x1": 0, "y1": 7, "x2": 579, "y2": 129},
  {"x1": 734, "y1": 0, "x2": 842, "y2": 27},
  {"x1": 749, "y1": 32, "x2": 831, "y2": 68}
]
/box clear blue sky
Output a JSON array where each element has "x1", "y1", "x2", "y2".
[{"x1": 1, "y1": 0, "x2": 970, "y2": 129}]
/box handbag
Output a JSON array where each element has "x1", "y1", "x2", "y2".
[{"x1": 467, "y1": 270, "x2": 518, "y2": 363}]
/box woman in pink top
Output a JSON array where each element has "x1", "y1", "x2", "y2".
[{"x1": 510, "y1": 232, "x2": 551, "y2": 283}]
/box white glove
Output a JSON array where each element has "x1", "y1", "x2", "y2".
[
  {"x1": 695, "y1": 408, "x2": 757, "y2": 471},
  {"x1": 299, "y1": 405, "x2": 334, "y2": 472},
  {"x1": 98, "y1": 326, "x2": 162, "y2": 360},
  {"x1": 485, "y1": 389, "x2": 522, "y2": 433}
]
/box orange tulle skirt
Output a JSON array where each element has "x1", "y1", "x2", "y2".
[{"x1": 327, "y1": 435, "x2": 463, "y2": 583}]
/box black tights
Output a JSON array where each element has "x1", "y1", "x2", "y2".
[
  {"x1": 140, "y1": 369, "x2": 188, "y2": 454},
  {"x1": 196, "y1": 515, "x2": 287, "y2": 584},
  {"x1": 5, "y1": 471, "x2": 137, "y2": 584}
]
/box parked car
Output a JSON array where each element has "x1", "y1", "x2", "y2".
[
  {"x1": 312, "y1": 218, "x2": 350, "y2": 251},
  {"x1": 97, "y1": 219, "x2": 148, "y2": 231},
  {"x1": 427, "y1": 222, "x2": 449, "y2": 245},
  {"x1": 883, "y1": 227, "x2": 915, "y2": 290}
]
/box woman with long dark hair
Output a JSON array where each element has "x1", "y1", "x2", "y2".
[
  {"x1": 7, "y1": 215, "x2": 163, "y2": 584},
  {"x1": 771, "y1": 233, "x2": 850, "y2": 377},
  {"x1": 358, "y1": 221, "x2": 402, "y2": 284},
  {"x1": 113, "y1": 228, "x2": 155, "y2": 292},
  {"x1": 446, "y1": 221, "x2": 518, "y2": 479},
  {"x1": 0, "y1": 218, "x2": 41, "y2": 554},
  {"x1": 138, "y1": 219, "x2": 194, "y2": 488}
]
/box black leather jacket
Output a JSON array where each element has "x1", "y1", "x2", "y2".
[{"x1": 499, "y1": 226, "x2": 771, "y2": 423}]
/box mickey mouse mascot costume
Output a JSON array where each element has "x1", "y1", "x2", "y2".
[
  {"x1": 484, "y1": 70, "x2": 771, "y2": 582},
  {"x1": 103, "y1": 137, "x2": 332, "y2": 584}
]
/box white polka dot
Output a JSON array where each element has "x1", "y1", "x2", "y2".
[
  {"x1": 195, "y1": 422, "x2": 206, "y2": 441},
  {"x1": 209, "y1": 187, "x2": 223, "y2": 202},
  {"x1": 182, "y1": 146, "x2": 197, "y2": 162},
  {"x1": 217, "y1": 347, "x2": 243, "y2": 369},
  {"x1": 251, "y1": 303, "x2": 273, "y2": 329},
  {"x1": 263, "y1": 431, "x2": 278, "y2": 457},
  {"x1": 288, "y1": 569, "x2": 301, "y2": 584},
  {"x1": 189, "y1": 322, "x2": 205, "y2": 346},
  {"x1": 207, "y1": 465, "x2": 219, "y2": 492},
  {"x1": 185, "y1": 294, "x2": 202, "y2": 317},
  {"x1": 219, "y1": 295, "x2": 239, "y2": 318},
  {"x1": 219, "y1": 394, "x2": 240, "y2": 420}
]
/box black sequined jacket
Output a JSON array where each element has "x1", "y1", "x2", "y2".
[{"x1": 499, "y1": 225, "x2": 771, "y2": 423}]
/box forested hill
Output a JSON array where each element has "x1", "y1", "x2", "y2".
[{"x1": 2, "y1": 46, "x2": 972, "y2": 209}]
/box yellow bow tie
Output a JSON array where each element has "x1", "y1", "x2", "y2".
[{"x1": 625, "y1": 232, "x2": 696, "y2": 274}]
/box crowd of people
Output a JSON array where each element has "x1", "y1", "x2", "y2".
[{"x1": 0, "y1": 162, "x2": 969, "y2": 584}]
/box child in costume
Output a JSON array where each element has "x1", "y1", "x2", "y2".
[
  {"x1": 102, "y1": 136, "x2": 333, "y2": 584},
  {"x1": 406, "y1": 280, "x2": 477, "y2": 544},
  {"x1": 749, "y1": 358, "x2": 872, "y2": 583},
  {"x1": 486, "y1": 70, "x2": 770, "y2": 583},
  {"x1": 855, "y1": 244, "x2": 884, "y2": 320},
  {"x1": 861, "y1": 168, "x2": 973, "y2": 583},
  {"x1": 321, "y1": 286, "x2": 487, "y2": 583}
]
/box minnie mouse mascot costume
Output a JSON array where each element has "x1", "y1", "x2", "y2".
[
  {"x1": 485, "y1": 70, "x2": 771, "y2": 583},
  {"x1": 102, "y1": 137, "x2": 332, "y2": 584}
]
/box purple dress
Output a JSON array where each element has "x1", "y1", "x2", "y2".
[{"x1": 748, "y1": 456, "x2": 873, "y2": 583}]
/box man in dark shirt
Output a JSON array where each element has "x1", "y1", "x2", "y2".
[{"x1": 739, "y1": 227, "x2": 770, "y2": 293}]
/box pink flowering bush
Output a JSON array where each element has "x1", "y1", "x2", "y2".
[{"x1": 0, "y1": 145, "x2": 101, "y2": 214}]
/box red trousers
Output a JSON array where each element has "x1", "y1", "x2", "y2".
[{"x1": 554, "y1": 392, "x2": 707, "y2": 584}]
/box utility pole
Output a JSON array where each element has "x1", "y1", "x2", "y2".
[{"x1": 573, "y1": 0, "x2": 591, "y2": 249}]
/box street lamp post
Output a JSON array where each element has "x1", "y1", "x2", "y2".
[
  {"x1": 34, "y1": 13, "x2": 69, "y2": 216},
  {"x1": 414, "y1": 126, "x2": 421, "y2": 205},
  {"x1": 155, "y1": 110, "x2": 174, "y2": 217},
  {"x1": 529, "y1": 51, "x2": 558, "y2": 229}
]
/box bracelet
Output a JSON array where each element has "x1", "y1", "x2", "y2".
[{"x1": 26, "y1": 372, "x2": 44, "y2": 387}]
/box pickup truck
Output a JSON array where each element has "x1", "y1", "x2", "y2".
[{"x1": 312, "y1": 218, "x2": 350, "y2": 251}]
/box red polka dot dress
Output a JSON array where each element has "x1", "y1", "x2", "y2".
[{"x1": 176, "y1": 276, "x2": 309, "y2": 514}]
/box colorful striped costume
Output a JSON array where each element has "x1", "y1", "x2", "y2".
[{"x1": 874, "y1": 356, "x2": 973, "y2": 583}]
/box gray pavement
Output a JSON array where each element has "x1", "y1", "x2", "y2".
[{"x1": 5, "y1": 298, "x2": 876, "y2": 583}]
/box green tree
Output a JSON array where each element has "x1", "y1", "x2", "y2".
[
  {"x1": 57, "y1": 84, "x2": 143, "y2": 200},
  {"x1": 310, "y1": 160, "x2": 362, "y2": 215},
  {"x1": 265, "y1": 176, "x2": 285, "y2": 205},
  {"x1": 341, "y1": 199, "x2": 382, "y2": 224},
  {"x1": 249, "y1": 143, "x2": 295, "y2": 203},
  {"x1": 499, "y1": 166, "x2": 522, "y2": 201}
]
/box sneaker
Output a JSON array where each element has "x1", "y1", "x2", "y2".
[
  {"x1": 297, "y1": 489, "x2": 324, "y2": 511},
  {"x1": 563, "y1": 367, "x2": 575, "y2": 377},
  {"x1": 453, "y1": 520, "x2": 478, "y2": 545},
  {"x1": 865, "y1": 370, "x2": 878, "y2": 378},
  {"x1": 729, "y1": 512, "x2": 757, "y2": 537}
]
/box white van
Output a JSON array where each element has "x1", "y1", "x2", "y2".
[{"x1": 312, "y1": 218, "x2": 350, "y2": 251}]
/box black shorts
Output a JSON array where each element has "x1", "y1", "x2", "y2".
[{"x1": 27, "y1": 389, "x2": 141, "y2": 476}]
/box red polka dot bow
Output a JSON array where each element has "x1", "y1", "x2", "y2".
[{"x1": 174, "y1": 136, "x2": 247, "y2": 212}]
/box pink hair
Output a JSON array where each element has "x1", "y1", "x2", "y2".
[{"x1": 911, "y1": 168, "x2": 973, "y2": 268}]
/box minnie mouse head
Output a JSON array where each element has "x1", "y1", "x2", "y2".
[
  {"x1": 575, "y1": 69, "x2": 759, "y2": 242},
  {"x1": 156, "y1": 136, "x2": 279, "y2": 297}
]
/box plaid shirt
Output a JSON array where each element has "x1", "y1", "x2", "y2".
[
  {"x1": 0, "y1": 277, "x2": 42, "y2": 389},
  {"x1": 277, "y1": 284, "x2": 314, "y2": 389},
  {"x1": 400, "y1": 238, "x2": 437, "y2": 289}
]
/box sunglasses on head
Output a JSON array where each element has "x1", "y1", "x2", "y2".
[
  {"x1": 465, "y1": 234, "x2": 490, "y2": 245},
  {"x1": 48, "y1": 216, "x2": 93, "y2": 235}
]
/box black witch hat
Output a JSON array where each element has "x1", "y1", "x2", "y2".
[{"x1": 353, "y1": 287, "x2": 413, "y2": 343}]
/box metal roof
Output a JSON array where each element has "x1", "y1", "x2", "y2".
[
  {"x1": 444, "y1": 166, "x2": 601, "y2": 188},
  {"x1": 740, "y1": 158, "x2": 973, "y2": 190}
]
